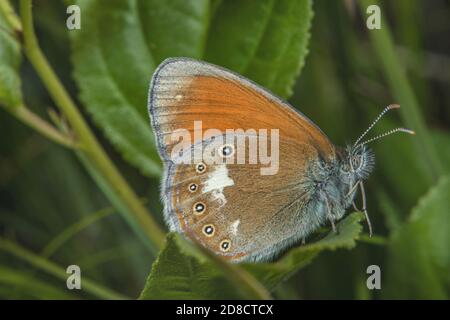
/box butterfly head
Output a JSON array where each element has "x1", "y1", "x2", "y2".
[
  {"x1": 340, "y1": 145, "x2": 375, "y2": 181},
  {"x1": 338, "y1": 104, "x2": 415, "y2": 186}
]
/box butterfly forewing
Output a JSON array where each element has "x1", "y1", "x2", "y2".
[{"x1": 149, "y1": 58, "x2": 335, "y2": 161}]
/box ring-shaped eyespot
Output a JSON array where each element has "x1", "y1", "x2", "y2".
[
  {"x1": 195, "y1": 162, "x2": 206, "y2": 174},
  {"x1": 188, "y1": 183, "x2": 198, "y2": 193},
  {"x1": 218, "y1": 144, "x2": 234, "y2": 158},
  {"x1": 202, "y1": 224, "x2": 215, "y2": 237},
  {"x1": 193, "y1": 202, "x2": 206, "y2": 215},
  {"x1": 220, "y1": 239, "x2": 231, "y2": 252}
]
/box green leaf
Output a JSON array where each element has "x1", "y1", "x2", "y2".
[
  {"x1": 0, "y1": 5, "x2": 22, "y2": 108},
  {"x1": 140, "y1": 213, "x2": 363, "y2": 299},
  {"x1": 70, "y1": 0, "x2": 313, "y2": 176},
  {"x1": 205, "y1": 0, "x2": 313, "y2": 99},
  {"x1": 140, "y1": 232, "x2": 258, "y2": 299},
  {"x1": 383, "y1": 176, "x2": 450, "y2": 299},
  {"x1": 70, "y1": 0, "x2": 183, "y2": 177}
]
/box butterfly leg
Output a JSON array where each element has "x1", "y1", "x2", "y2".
[
  {"x1": 352, "y1": 181, "x2": 373, "y2": 237},
  {"x1": 352, "y1": 200, "x2": 360, "y2": 212},
  {"x1": 346, "y1": 181, "x2": 360, "y2": 198},
  {"x1": 359, "y1": 181, "x2": 373, "y2": 237},
  {"x1": 352, "y1": 181, "x2": 363, "y2": 211},
  {"x1": 324, "y1": 195, "x2": 338, "y2": 234}
]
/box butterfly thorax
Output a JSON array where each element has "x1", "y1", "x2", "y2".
[{"x1": 304, "y1": 145, "x2": 374, "y2": 224}]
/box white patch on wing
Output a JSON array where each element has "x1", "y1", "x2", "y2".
[
  {"x1": 229, "y1": 219, "x2": 240, "y2": 236},
  {"x1": 203, "y1": 164, "x2": 234, "y2": 206}
]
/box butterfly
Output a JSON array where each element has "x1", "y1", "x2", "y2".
[{"x1": 148, "y1": 58, "x2": 414, "y2": 263}]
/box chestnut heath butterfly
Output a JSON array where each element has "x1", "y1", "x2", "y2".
[{"x1": 148, "y1": 58, "x2": 414, "y2": 263}]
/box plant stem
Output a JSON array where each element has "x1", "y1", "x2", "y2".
[
  {"x1": 0, "y1": 238, "x2": 128, "y2": 300},
  {"x1": 359, "y1": 0, "x2": 444, "y2": 184},
  {"x1": 7, "y1": 105, "x2": 78, "y2": 149},
  {"x1": 19, "y1": 0, "x2": 165, "y2": 251}
]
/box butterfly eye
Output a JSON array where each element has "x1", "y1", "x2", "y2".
[
  {"x1": 188, "y1": 183, "x2": 198, "y2": 192},
  {"x1": 203, "y1": 224, "x2": 215, "y2": 237},
  {"x1": 220, "y1": 239, "x2": 231, "y2": 252},
  {"x1": 219, "y1": 144, "x2": 234, "y2": 158},
  {"x1": 352, "y1": 156, "x2": 361, "y2": 169},
  {"x1": 195, "y1": 162, "x2": 206, "y2": 173},
  {"x1": 193, "y1": 202, "x2": 205, "y2": 215}
]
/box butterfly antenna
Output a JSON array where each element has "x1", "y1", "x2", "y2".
[
  {"x1": 356, "y1": 127, "x2": 415, "y2": 148},
  {"x1": 353, "y1": 104, "x2": 401, "y2": 147}
]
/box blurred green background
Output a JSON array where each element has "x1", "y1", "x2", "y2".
[{"x1": 0, "y1": 0, "x2": 449, "y2": 299}]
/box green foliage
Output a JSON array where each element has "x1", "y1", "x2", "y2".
[
  {"x1": 361, "y1": 0, "x2": 444, "y2": 183},
  {"x1": 70, "y1": 0, "x2": 313, "y2": 177},
  {"x1": 204, "y1": 0, "x2": 313, "y2": 99},
  {"x1": 140, "y1": 213, "x2": 363, "y2": 299},
  {"x1": 140, "y1": 233, "x2": 262, "y2": 300},
  {"x1": 0, "y1": 266, "x2": 77, "y2": 299},
  {"x1": 384, "y1": 176, "x2": 450, "y2": 299},
  {"x1": 0, "y1": 6, "x2": 22, "y2": 108},
  {"x1": 70, "y1": 0, "x2": 163, "y2": 177},
  {"x1": 1, "y1": 0, "x2": 449, "y2": 300}
]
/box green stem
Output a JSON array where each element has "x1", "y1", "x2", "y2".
[
  {"x1": 359, "y1": 0, "x2": 444, "y2": 184},
  {"x1": 19, "y1": 0, "x2": 165, "y2": 251},
  {"x1": 0, "y1": 0, "x2": 22, "y2": 32},
  {"x1": 7, "y1": 105, "x2": 78, "y2": 149},
  {"x1": 0, "y1": 238, "x2": 128, "y2": 300}
]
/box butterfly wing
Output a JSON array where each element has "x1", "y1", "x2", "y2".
[
  {"x1": 149, "y1": 58, "x2": 336, "y2": 262},
  {"x1": 149, "y1": 58, "x2": 335, "y2": 161}
]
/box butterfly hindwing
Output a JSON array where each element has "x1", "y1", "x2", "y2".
[{"x1": 163, "y1": 133, "x2": 326, "y2": 262}]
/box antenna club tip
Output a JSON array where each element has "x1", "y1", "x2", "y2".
[
  {"x1": 400, "y1": 128, "x2": 415, "y2": 135},
  {"x1": 388, "y1": 103, "x2": 401, "y2": 109}
]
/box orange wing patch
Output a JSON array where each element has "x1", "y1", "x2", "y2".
[{"x1": 149, "y1": 59, "x2": 335, "y2": 163}]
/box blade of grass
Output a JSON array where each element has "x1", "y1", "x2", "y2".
[
  {"x1": 40, "y1": 207, "x2": 114, "y2": 258},
  {"x1": 359, "y1": 0, "x2": 444, "y2": 184},
  {"x1": 0, "y1": 266, "x2": 80, "y2": 299},
  {"x1": 0, "y1": 238, "x2": 128, "y2": 299},
  {"x1": 19, "y1": 0, "x2": 165, "y2": 252},
  {"x1": 77, "y1": 245, "x2": 135, "y2": 271}
]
